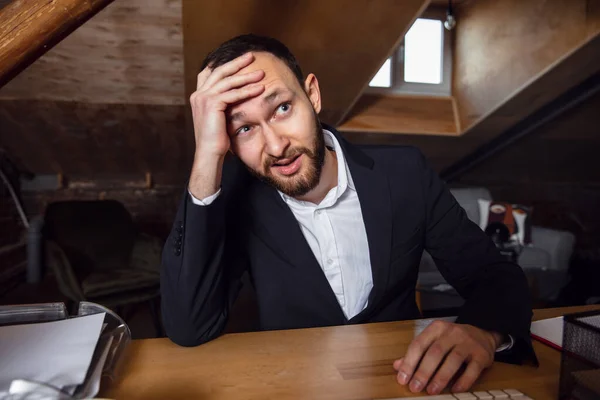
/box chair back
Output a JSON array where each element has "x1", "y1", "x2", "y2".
[{"x1": 44, "y1": 200, "x2": 137, "y2": 277}]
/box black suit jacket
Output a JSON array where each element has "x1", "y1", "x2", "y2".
[{"x1": 161, "y1": 126, "x2": 535, "y2": 364}]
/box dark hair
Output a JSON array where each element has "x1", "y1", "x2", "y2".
[{"x1": 200, "y1": 34, "x2": 304, "y2": 85}]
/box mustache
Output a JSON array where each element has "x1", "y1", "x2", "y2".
[{"x1": 263, "y1": 147, "x2": 312, "y2": 170}]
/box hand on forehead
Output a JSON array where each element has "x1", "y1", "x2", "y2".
[
  {"x1": 225, "y1": 53, "x2": 301, "y2": 119},
  {"x1": 235, "y1": 52, "x2": 298, "y2": 88}
]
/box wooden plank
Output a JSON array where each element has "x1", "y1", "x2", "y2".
[
  {"x1": 101, "y1": 306, "x2": 600, "y2": 400},
  {"x1": 182, "y1": 0, "x2": 428, "y2": 126},
  {"x1": 0, "y1": 0, "x2": 114, "y2": 87},
  {"x1": 0, "y1": 0, "x2": 184, "y2": 105},
  {"x1": 453, "y1": 0, "x2": 600, "y2": 132},
  {"x1": 339, "y1": 94, "x2": 459, "y2": 136}
]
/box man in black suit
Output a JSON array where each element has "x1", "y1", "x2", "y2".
[{"x1": 161, "y1": 34, "x2": 534, "y2": 395}]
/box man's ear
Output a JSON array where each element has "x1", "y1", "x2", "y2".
[{"x1": 304, "y1": 73, "x2": 322, "y2": 114}]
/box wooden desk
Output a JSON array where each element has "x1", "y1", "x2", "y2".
[{"x1": 102, "y1": 306, "x2": 600, "y2": 399}]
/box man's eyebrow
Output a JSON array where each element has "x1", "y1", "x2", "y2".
[
  {"x1": 263, "y1": 88, "x2": 292, "y2": 105},
  {"x1": 228, "y1": 89, "x2": 293, "y2": 124},
  {"x1": 228, "y1": 111, "x2": 246, "y2": 124}
]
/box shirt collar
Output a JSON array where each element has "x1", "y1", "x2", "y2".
[
  {"x1": 279, "y1": 129, "x2": 355, "y2": 206},
  {"x1": 324, "y1": 129, "x2": 355, "y2": 192}
]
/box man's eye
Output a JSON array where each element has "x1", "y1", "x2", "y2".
[
  {"x1": 236, "y1": 126, "x2": 251, "y2": 136},
  {"x1": 277, "y1": 102, "x2": 291, "y2": 114}
]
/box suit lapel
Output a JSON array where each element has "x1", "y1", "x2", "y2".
[
  {"x1": 247, "y1": 182, "x2": 345, "y2": 319},
  {"x1": 340, "y1": 138, "x2": 393, "y2": 322}
]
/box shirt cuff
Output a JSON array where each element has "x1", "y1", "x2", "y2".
[
  {"x1": 188, "y1": 188, "x2": 221, "y2": 206},
  {"x1": 495, "y1": 334, "x2": 515, "y2": 353}
]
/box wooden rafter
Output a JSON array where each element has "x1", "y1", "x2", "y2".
[{"x1": 0, "y1": 0, "x2": 113, "y2": 88}]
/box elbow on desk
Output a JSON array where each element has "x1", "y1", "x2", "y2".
[
  {"x1": 164, "y1": 314, "x2": 227, "y2": 347},
  {"x1": 160, "y1": 293, "x2": 228, "y2": 347},
  {"x1": 166, "y1": 328, "x2": 222, "y2": 347},
  {"x1": 167, "y1": 334, "x2": 208, "y2": 347}
]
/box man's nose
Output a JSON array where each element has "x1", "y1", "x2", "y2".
[{"x1": 263, "y1": 125, "x2": 290, "y2": 158}]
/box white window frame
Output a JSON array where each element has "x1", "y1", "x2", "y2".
[{"x1": 368, "y1": 9, "x2": 452, "y2": 97}]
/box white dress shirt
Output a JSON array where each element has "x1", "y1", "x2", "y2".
[{"x1": 190, "y1": 130, "x2": 373, "y2": 319}]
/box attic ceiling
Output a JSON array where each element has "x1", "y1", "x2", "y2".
[
  {"x1": 182, "y1": 0, "x2": 428, "y2": 126},
  {"x1": 0, "y1": 0, "x2": 598, "y2": 185}
]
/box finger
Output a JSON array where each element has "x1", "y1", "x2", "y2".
[
  {"x1": 426, "y1": 348, "x2": 467, "y2": 395},
  {"x1": 218, "y1": 83, "x2": 265, "y2": 105},
  {"x1": 393, "y1": 358, "x2": 403, "y2": 371},
  {"x1": 452, "y1": 359, "x2": 484, "y2": 393},
  {"x1": 409, "y1": 338, "x2": 456, "y2": 393},
  {"x1": 202, "y1": 52, "x2": 255, "y2": 90},
  {"x1": 208, "y1": 70, "x2": 265, "y2": 95},
  {"x1": 196, "y1": 67, "x2": 212, "y2": 91},
  {"x1": 398, "y1": 321, "x2": 447, "y2": 385}
]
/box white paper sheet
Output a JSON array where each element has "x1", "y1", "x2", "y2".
[
  {"x1": 76, "y1": 335, "x2": 113, "y2": 398},
  {"x1": 0, "y1": 312, "x2": 105, "y2": 392},
  {"x1": 531, "y1": 316, "x2": 563, "y2": 348}
]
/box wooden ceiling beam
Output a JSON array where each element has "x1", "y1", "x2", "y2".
[{"x1": 0, "y1": 0, "x2": 114, "y2": 88}]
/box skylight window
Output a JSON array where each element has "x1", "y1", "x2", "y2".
[
  {"x1": 404, "y1": 18, "x2": 443, "y2": 84},
  {"x1": 368, "y1": 14, "x2": 451, "y2": 95},
  {"x1": 368, "y1": 58, "x2": 392, "y2": 88}
]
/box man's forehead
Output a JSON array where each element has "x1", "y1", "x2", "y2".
[{"x1": 227, "y1": 53, "x2": 301, "y2": 119}]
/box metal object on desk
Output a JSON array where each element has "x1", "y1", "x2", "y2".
[
  {"x1": 559, "y1": 309, "x2": 600, "y2": 400},
  {"x1": 0, "y1": 301, "x2": 130, "y2": 399}
]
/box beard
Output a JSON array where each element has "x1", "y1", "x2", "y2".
[{"x1": 246, "y1": 114, "x2": 325, "y2": 198}]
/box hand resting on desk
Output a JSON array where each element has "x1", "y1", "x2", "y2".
[{"x1": 394, "y1": 320, "x2": 502, "y2": 395}]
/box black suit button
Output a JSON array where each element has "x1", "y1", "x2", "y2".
[
  {"x1": 174, "y1": 245, "x2": 181, "y2": 256},
  {"x1": 175, "y1": 226, "x2": 183, "y2": 234}
]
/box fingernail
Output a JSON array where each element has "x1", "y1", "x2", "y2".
[
  {"x1": 410, "y1": 379, "x2": 423, "y2": 392},
  {"x1": 428, "y1": 383, "x2": 440, "y2": 395},
  {"x1": 453, "y1": 385, "x2": 463, "y2": 393},
  {"x1": 398, "y1": 372, "x2": 408, "y2": 385}
]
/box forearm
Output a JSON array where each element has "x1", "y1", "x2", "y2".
[
  {"x1": 188, "y1": 153, "x2": 225, "y2": 200},
  {"x1": 160, "y1": 192, "x2": 234, "y2": 346},
  {"x1": 455, "y1": 261, "x2": 532, "y2": 337}
]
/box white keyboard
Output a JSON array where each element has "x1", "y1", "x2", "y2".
[{"x1": 379, "y1": 388, "x2": 534, "y2": 400}]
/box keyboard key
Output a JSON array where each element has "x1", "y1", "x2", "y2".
[
  {"x1": 488, "y1": 390, "x2": 509, "y2": 398},
  {"x1": 375, "y1": 391, "x2": 534, "y2": 400},
  {"x1": 503, "y1": 389, "x2": 524, "y2": 398},
  {"x1": 454, "y1": 393, "x2": 477, "y2": 399}
]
